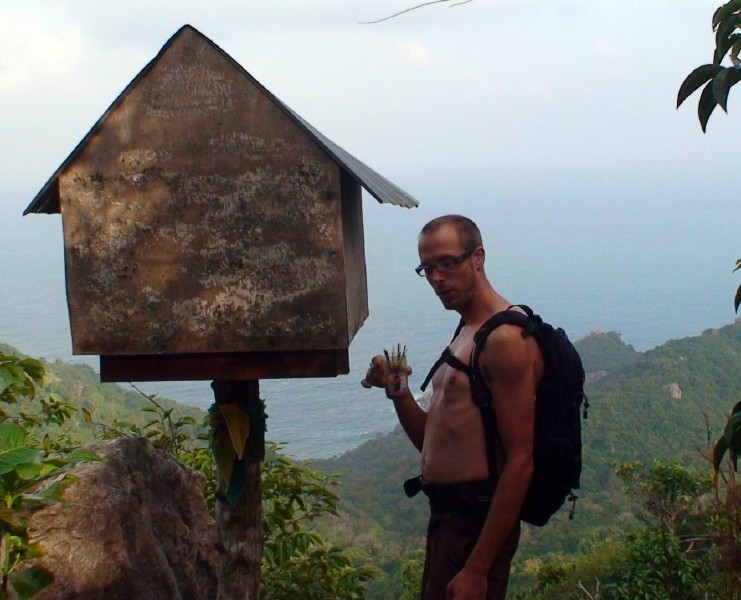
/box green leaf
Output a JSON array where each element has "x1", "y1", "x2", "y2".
[
  {"x1": 0, "y1": 424, "x2": 42, "y2": 476},
  {"x1": 14, "y1": 461, "x2": 42, "y2": 480},
  {"x1": 9, "y1": 566, "x2": 54, "y2": 598},
  {"x1": 712, "y1": 66, "x2": 741, "y2": 111},
  {"x1": 677, "y1": 64, "x2": 723, "y2": 108},
  {"x1": 716, "y1": 29, "x2": 741, "y2": 64},
  {"x1": 64, "y1": 449, "x2": 101, "y2": 464},
  {"x1": 716, "y1": 12, "x2": 741, "y2": 45},
  {"x1": 715, "y1": 410, "x2": 741, "y2": 470},
  {"x1": 735, "y1": 284, "x2": 741, "y2": 313},
  {"x1": 17, "y1": 358, "x2": 44, "y2": 383},
  {"x1": 34, "y1": 475, "x2": 79, "y2": 503},
  {"x1": 0, "y1": 508, "x2": 30, "y2": 532},
  {"x1": 0, "y1": 423, "x2": 28, "y2": 448},
  {"x1": 732, "y1": 38, "x2": 741, "y2": 67},
  {"x1": 18, "y1": 412, "x2": 42, "y2": 427},
  {"x1": 0, "y1": 365, "x2": 20, "y2": 389},
  {"x1": 713, "y1": 0, "x2": 741, "y2": 29},
  {"x1": 0, "y1": 363, "x2": 23, "y2": 381},
  {"x1": 723, "y1": 412, "x2": 741, "y2": 446},
  {"x1": 698, "y1": 80, "x2": 719, "y2": 132}
]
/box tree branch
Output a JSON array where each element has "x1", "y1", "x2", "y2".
[
  {"x1": 360, "y1": 0, "x2": 474, "y2": 25},
  {"x1": 576, "y1": 579, "x2": 599, "y2": 599}
]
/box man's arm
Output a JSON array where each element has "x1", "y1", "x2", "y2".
[
  {"x1": 447, "y1": 325, "x2": 540, "y2": 599},
  {"x1": 362, "y1": 355, "x2": 427, "y2": 451}
]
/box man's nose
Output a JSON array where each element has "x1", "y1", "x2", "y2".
[{"x1": 428, "y1": 267, "x2": 446, "y2": 283}]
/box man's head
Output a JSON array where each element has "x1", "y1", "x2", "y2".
[
  {"x1": 419, "y1": 215, "x2": 482, "y2": 253},
  {"x1": 417, "y1": 215, "x2": 485, "y2": 312}
]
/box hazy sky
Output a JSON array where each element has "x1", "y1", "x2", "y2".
[
  {"x1": 1, "y1": 0, "x2": 735, "y2": 209},
  {"x1": 2, "y1": 0, "x2": 739, "y2": 355}
]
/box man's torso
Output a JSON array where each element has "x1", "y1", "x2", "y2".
[{"x1": 421, "y1": 325, "x2": 492, "y2": 483}]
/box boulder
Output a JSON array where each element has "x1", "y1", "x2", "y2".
[
  {"x1": 665, "y1": 381, "x2": 683, "y2": 400},
  {"x1": 30, "y1": 437, "x2": 218, "y2": 600}
]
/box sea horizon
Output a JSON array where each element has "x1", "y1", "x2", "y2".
[{"x1": 2, "y1": 193, "x2": 739, "y2": 459}]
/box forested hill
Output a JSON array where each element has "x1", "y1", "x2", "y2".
[
  {"x1": 3, "y1": 323, "x2": 741, "y2": 597},
  {"x1": 575, "y1": 329, "x2": 639, "y2": 374},
  {"x1": 313, "y1": 323, "x2": 741, "y2": 596},
  {"x1": 0, "y1": 341, "x2": 204, "y2": 439}
]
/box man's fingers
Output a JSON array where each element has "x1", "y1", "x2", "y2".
[
  {"x1": 361, "y1": 355, "x2": 387, "y2": 389},
  {"x1": 361, "y1": 354, "x2": 411, "y2": 389}
]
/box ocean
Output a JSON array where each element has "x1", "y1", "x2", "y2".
[{"x1": 1, "y1": 188, "x2": 738, "y2": 459}]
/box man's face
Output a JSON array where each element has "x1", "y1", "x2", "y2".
[{"x1": 417, "y1": 223, "x2": 479, "y2": 311}]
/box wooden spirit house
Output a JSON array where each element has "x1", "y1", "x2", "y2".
[{"x1": 24, "y1": 25, "x2": 417, "y2": 383}]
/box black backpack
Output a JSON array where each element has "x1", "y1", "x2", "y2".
[{"x1": 419, "y1": 305, "x2": 588, "y2": 527}]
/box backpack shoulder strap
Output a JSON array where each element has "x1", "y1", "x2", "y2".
[
  {"x1": 470, "y1": 305, "x2": 537, "y2": 391},
  {"x1": 469, "y1": 305, "x2": 539, "y2": 484},
  {"x1": 420, "y1": 318, "x2": 467, "y2": 392}
]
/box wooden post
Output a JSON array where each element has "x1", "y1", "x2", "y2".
[{"x1": 212, "y1": 380, "x2": 264, "y2": 600}]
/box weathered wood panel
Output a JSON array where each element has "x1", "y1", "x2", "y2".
[
  {"x1": 59, "y1": 28, "x2": 359, "y2": 359},
  {"x1": 99, "y1": 349, "x2": 350, "y2": 382}
]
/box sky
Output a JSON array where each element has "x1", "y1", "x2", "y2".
[
  {"x1": 2, "y1": 0, "x2": 736, "y2": 205},
  {"x1": 1, "y1": 0, "x2": 740, "y2": 352}
]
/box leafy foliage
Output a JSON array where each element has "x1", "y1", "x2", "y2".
[
  {"x1": 398, "y1": 549, "x2": 424, "y2": 600},
  {"x1": 0, "y1": 353, "x2": 97, "y2": 599},
  {"x1": 512, "y1": 462, "x2": 713, "y2": 600},
  {"x1": 614, "y1": 459, "x2": 711, "y2": 534},
  {"x1": 248, "y1": 443, "x2": 375, "y2": 598},
  {"x1": 678, "y1": 0, "x2": 741, "y2": 131},
  {"x1": 600, "y1": 527, "x2": 708, "y2": 600}
]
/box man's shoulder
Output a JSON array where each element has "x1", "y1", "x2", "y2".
[
  {"x1": 481, "y1": 322, "x2": 531, "y2": 353},
  {"x1": 477, "y1": 307, "x2": 530, "y2": 345},
  {"x1": 477, "y1": 314, "x2": 543, "y2": 375}
]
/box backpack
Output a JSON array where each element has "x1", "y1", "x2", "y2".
[{"x1": 419, "y1": 305, "x2": 588, "y2": 527}]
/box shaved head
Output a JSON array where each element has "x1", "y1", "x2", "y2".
[{"x1": 420, "y1": 215, "x2": 482, "y2": 252}]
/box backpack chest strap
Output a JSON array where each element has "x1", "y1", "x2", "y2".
[{"x1": 420, "y1": 347, "x2": 474, "y2": 392}]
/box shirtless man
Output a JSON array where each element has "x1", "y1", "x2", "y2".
[{"x1": 362, "y1": 215, "x2": 543, "y2": 600}]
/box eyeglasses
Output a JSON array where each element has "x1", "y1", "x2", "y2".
[{"x1": 414, "y1": 249, "x2": 476, "y2": 277}]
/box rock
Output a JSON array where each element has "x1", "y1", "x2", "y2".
[
  {"x1": 585, "y1": 370, "x2": 607, "y2": 386},
  {"x1": 30, "y1": 437, "x2": 218, "y2": 600},
  {"x1": 666, "y1": 382, "x2": 682, "y2": 400}
]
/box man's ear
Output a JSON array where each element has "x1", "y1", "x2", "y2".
[{"x1": 474, "y1": 246, "x2": 485, "y2": 270}]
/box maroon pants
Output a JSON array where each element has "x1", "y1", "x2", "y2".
[{"x1": 420, "y1": 505, "x2": 520, "y2": 600}]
